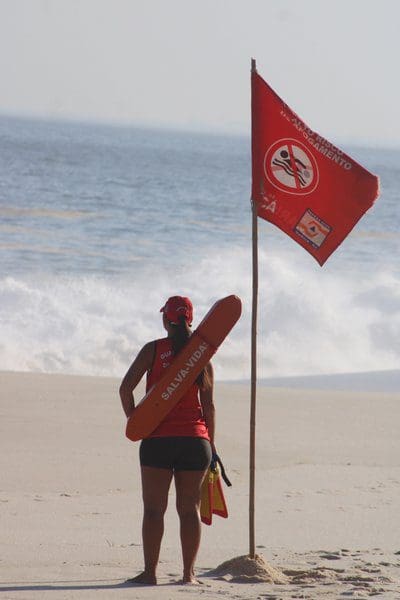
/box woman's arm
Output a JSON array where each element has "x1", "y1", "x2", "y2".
[
  {"x1": 199, "y1": 362, "x2": 216, "y2": 453},
  {"x1": 119, "y1": 341, "x2": 155, "y2": 418}
]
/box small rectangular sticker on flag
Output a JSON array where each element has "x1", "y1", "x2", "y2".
[{"x1": 295, "y1": 209, "x2": 332, "y2": 249}]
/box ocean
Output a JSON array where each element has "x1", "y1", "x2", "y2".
[{"x1": 0, "y1": 115, "x2": 399, "y2": 381}]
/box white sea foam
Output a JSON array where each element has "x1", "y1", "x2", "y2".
[{"x1": 1, "y1": 247, "x2": 399, "y2": 382}]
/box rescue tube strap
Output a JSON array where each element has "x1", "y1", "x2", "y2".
[{"x1": 211, "y1": 453, "x2": 232, "y2": 487}]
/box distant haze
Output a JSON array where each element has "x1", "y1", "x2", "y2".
[{"x1": 0, "y1": 0, "x2": 398, "y2": 145}]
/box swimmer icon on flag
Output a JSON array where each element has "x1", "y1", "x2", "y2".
[{"x1": 251, "y1": 63, "x2": 380, "y2": 265}]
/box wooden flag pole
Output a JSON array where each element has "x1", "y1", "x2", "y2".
[{"x1": 249, "y1": 57, "x2": 258, "y2": 559}]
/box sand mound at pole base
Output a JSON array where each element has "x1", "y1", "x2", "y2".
[{"x1": 206, "y1": 554, "x2": 289, "y2": 584}]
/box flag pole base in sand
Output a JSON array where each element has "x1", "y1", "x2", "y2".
[{"x1": 206, "y1": 554, "x2": 288, "y2": 584}]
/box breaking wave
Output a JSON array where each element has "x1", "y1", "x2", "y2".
[{"x1": 1, "y1": 247, "x2": 399, "y2": 381}]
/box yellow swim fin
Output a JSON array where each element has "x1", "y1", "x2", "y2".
[{"x1": 200, "y1": 458, "x2": 229, "y2": 525}]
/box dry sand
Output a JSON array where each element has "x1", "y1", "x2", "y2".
[{"x1": 1, "y1": 371, "x2": 399, "y2": 599}]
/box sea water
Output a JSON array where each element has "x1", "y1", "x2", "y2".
[{"x1": 0, "y1": 115, "x2": 399, "y2": 380}]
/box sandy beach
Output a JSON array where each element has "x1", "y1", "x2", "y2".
[{"x1": 1, "y1": 370, "x2": 399, "y2": 599}]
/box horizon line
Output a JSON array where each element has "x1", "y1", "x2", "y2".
[{"x1": 0, "y1": 109, "x2": 399, "y2": 150}]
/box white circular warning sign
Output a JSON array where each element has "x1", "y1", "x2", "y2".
[{"x1": 264, "y1": 138, "x2": 319, "y2": 195}]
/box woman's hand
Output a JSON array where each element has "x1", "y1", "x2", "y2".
[{"x1": 126, "y1": 406, "x2": 136, "y2": 420}]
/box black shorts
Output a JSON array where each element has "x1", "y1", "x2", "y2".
[{"x1": 139, "y1": 436, "x2": 212, "y2": 471}]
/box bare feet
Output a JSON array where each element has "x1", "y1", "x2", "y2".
[
  {"x1": 125, "y1": 571, "x2": 157, "y2": 585},
  {"x1": 178, "y1": 575, "x2": 203, "y2": 585}
]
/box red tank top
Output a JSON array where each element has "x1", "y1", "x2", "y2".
[{"x1": 145, "y1": 337, "x2": 209, "y2": 440}]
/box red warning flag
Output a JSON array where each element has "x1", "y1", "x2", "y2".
[{"x1": 251, "y1": 68, "x2": 380, "y2": 265}]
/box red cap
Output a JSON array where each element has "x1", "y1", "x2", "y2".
[{"x1": 160, "y1": 296, "x2": 193, "y2": 326}]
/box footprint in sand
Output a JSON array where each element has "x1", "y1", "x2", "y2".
[{"x1": 319, "y1": 552, "x2": 342, "y2": 560}]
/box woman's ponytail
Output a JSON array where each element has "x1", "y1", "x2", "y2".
[{"x1": 170, "y1": 315, "x2": 191, "y2": 356}]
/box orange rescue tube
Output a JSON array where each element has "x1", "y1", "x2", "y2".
[{"x1": 126, "y1": 295, "x2": 242, "y2": 442}]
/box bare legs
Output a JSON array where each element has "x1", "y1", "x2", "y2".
[
  {"x1": 127, "y1": 466, "x2": 173, "y2": 585},
  {"x1": 127, "y1": 466, "x2": 207, "y2": 585},
  {"x1": 175, "y1": 469, "x2": 208, "y2": 583}
]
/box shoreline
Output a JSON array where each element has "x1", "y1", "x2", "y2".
[
  {"x1": 1, "y1": 367, "x2": 399, "y2": 392},
  {"x1": 233, "y1": 369, "x2": 400, "y2": 393}
]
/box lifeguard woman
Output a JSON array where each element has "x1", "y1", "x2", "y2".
[{"x1": 119, "y1": 296, "x2": 215, "y2": 585}]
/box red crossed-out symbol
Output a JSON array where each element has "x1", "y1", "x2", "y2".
[{"x1": 264, "y1": 138, "x2": 319, "y2": 196}]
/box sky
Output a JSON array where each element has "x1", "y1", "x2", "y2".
[{"x1": 0, "y1": 0, "x2": 398, "y2": 146}]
